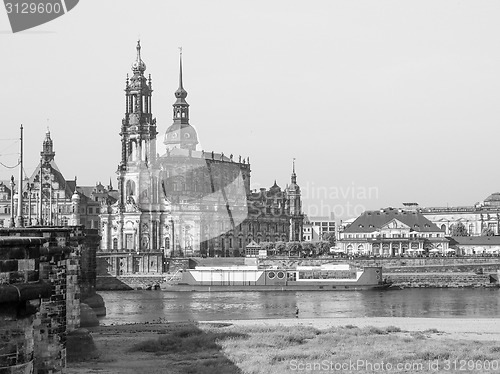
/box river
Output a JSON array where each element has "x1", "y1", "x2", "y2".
[{"x1": 97, "y1": 288, "x2": 500, "y2": 325}]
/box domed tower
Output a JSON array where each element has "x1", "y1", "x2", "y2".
[
  {"x1": 164, "y1": 49, "x2": 199, "y2": 152},
  {"x1": 118, "y1": 41, "x2": 158, "y2": 206},
  {"x1": 287, "y1": 159, "x2": 303, "y2": 241},
  {"x1": 70, "y1": 188, "x2": 81, "y2": 225}
]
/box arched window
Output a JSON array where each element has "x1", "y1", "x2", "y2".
[
  {"x1": 126, "y1": 180, "x2": 136, "y2": 196},
  {"x1": 112, "y1": 238, "x2": 118, "y2": 250},
  {"x1": 165, "y1": 237, "x2": 170, "y2": 249}
]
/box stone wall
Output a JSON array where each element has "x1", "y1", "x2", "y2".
[
  {"x1": 0, "y1": 226, "x2": 102, "y2": 373},
  {"x1": 0, "y1": 237, "x2": 51, "y2": 374},
  {"x1": 96, "y1": 275, "x2": 165, "y2": 290}
]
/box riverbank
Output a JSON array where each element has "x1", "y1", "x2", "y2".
[
  {"x1": 96, "y1": 257, "x2": 500, "y2": 290},
  {"x1": 67, "y1": 317, "x2": 500, "y2": 374}
]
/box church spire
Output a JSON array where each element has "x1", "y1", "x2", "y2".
[
  {"x1": 164, "y1": 48, "x2": 198, "y2": 152},
  {"x1": 291, "y1": 158, "x2": 297, "y2": 185},
  {"x1": 175, "y1": 47, "x2": 188, "y2": 101},
  {"x1": 131, "y1": 40, "x2": 146, "y2": 74}
]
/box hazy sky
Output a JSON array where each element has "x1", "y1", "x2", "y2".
[{"x1": 1, "y1": 1, "x2": 500, "y2": 219}]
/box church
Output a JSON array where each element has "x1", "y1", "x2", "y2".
[{"x1": 98, "y1": 42, "x2": 303, "y2": 267}]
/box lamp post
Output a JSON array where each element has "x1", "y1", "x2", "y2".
[{"x1": 15, "y1": 124, "x2": 24, "y2": 227}]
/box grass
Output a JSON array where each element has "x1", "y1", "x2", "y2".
[
  {"x1": 70, "y1": 322, "x2": 500, "y2": 374},
  {"x1": 216, "y1": 325, "x2": 499, "y2": 374}
]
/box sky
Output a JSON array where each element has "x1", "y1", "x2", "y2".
[{"x1": 1, "y1": 0, "x2": 500, "y2": 220}]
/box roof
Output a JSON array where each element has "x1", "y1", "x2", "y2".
[
  {"x1": 245, "y1": 240, "x2": 261, "y2": 248},
  {"x1": 484, "y1": 192, "x2": 500, "y2": 203},
  {"x1": 448, "y1": 236, "x2": 500, "y2": 246},
  {"x1": 343, "y1": 208, "x2": 443, "y2": 234},
  {"x1": 28, "y1": 160, "x2": 75, "y2": 199}
]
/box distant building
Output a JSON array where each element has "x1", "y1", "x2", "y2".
[
  {"x1": 302, "y1": 213, "x2": 335, "y2": 242},
  {"x1": 419, "y1": 193, "x2": 500, "y2": 236},
  {"x1": 338, "y1": 207, "x2": 448, "y2": 256},
  {"x1": 0, "y1": 131, "x2": 114, "y2": 229},
  {"x1": 448, "y1": 236, "x2": 500, "y2": 255}
]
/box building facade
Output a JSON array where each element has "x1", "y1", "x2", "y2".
[
  {"x1": 99, "y1": 42, "x2": 303, "y2": 262},
  {"x1": 0, "y1": 130, "x2": 114, "y2": 229},
  {"x1": 421, "y1": 193, "x2": 500, "y2": 236},
  {"x1": 302, "y1": 213, "x2": 336, "y2": 242},
  {"x1": 338, "y1": 208, "x2": 448, "y2": 256}
]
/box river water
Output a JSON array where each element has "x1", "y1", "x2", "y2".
[{"x1": 98, "y1": 288, "x2": 500, "y2": 325}]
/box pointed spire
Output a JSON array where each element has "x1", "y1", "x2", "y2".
[
  {"x1": 175, "y1": 47, "x2": 188, "y2": 100},
  {"x1": 131, "y1": 40, "x2": 146, "y2": 74},
  {"x1": 179, "y1": 47, "x2": 183, "y2": 89},
  {"x1": 291, "y1": 158, "x2": 297, "y2": 184}
]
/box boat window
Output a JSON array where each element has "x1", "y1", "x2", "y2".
[
  {"x1": 268, "y1": 271, "x2": 276, "y2": 279},
  {"x1": 298, "y1": 270, "x2": 357, "y2": 280},
  {"x1": 277, "y1": 271, "x2": 285, "y2": 279}
]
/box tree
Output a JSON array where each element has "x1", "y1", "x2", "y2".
[
  {"x1": 259, "y1": 241, "x2": 275, "y2": 251},
  {"x1": 314, "y1": 241, "x2": 331, "y2": 255},
  {"x1": 301, "y1": 242, "x2": 315, "y2": 257},
  {"x1": 449, "y1": 222, "x2": 469, "y2": 237},
  {"x1": 321, "y1": 232, "x2": 336, "y2": 246},
  {"x1": 285, "y1": 241, "x2": 302, "y2": 256},
  {"x1": 274, "y1": 241, "x2": 286, "y2": 255},
  {"x1": 481, "y1": 227, "x2": 495, "y2": 237}
]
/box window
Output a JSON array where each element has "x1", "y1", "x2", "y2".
[
  {"x1": 112, "y1": 238, "x2": 118, "y2": 250},
  {"x1": 88, "y1": 207, "x2": 93, "y2": 214},
  {"x1": 125, "y1": 234, "x2": 134, "y2": 250}
]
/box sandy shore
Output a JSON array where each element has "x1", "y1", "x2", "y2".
[{"x1": 201, "y1": 317, "x2": 500, "y2": 341}]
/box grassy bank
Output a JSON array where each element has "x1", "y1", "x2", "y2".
[{"x1": 67, "y1": 321, "x2": 500, "y2": 374}]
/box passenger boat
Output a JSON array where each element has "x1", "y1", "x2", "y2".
[{"x1": 161, "y1": 263, "x2": 390, "y2": 291}]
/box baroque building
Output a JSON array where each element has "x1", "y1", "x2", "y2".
[
  {"x1": 0, "y1": 130, "x2": 115, "y2": 229},
  {"x1": 98, "y1": 42, "x2": 303, "y2": 265}
]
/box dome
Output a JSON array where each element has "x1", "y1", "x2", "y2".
[
  {"x1": 164, "y1": 123, "x2": 198, "y2": 147},
  {"x1": 484, "y1": 192, "x2": 500, "y2": 206},
  {"x1": 485, "y1": 192, "x2": 500, "y2": 201},
  {"x1": 72, "y1": 191, "x2": 80, "y2": 201},
  {"x1": 132, "y1": 59, "x2": 146, "y2": 73},
  {"x1": 175, "y1": 86, "x2": 188, "y2": 99}
]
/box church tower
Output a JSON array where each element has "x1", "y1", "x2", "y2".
[
  {"x1": 118, "y1": 41, "x2": 157, "y2": 206},
  {"x1": 287, "y1": 159, "x2": 303, "y2": 241},
  {"x1": 41, "y1": 129, "x2": 55, "y2": 165},
  {"x1": 164, "y1": 49, "x2": 199, "y2": 152}
]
